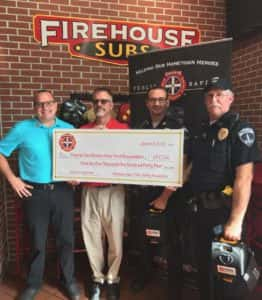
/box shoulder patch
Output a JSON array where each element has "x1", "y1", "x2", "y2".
[{"x1": 238, "y1": 128, "x2": 255, "y2": 147}]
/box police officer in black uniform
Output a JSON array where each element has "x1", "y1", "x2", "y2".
[
  {"x1": 129, "y1": 86, "x2": 187, "y2": 296},
  {"x1": 187, "y1": 79, "x2": 260, "y2": 300}
]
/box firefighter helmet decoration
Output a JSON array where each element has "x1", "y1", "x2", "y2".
[
  {"x1": 118, "y1": 103, "x2": 131, "y2": 124},
  {"x1": 59, "y1": 98, "x2": 87, "y2": 128}
]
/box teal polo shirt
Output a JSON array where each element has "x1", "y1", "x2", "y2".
[{"x1": 0, "y1": 117, "x2": 73, "y2": 183}]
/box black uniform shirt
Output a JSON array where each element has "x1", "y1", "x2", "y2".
[
  {"x1": 189, "y1": 111, "x2": 260, "y2": 193},
  {"x1": 139, "y1": 115, "x2": 189, "y2": 152},
  {"x1": 136, "y1": 115, "x2": 188, "y2": 199}
]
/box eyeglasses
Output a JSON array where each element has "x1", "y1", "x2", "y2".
[
  {"x1": 93, "y1": 99, "x2": 112, "y2": 105},
  {"x1": 147, "y1": 97, "x2": 168, "y2": 104},
  {"x1": 34, "y1": 100, "x2": 57, "y2": 108},
  {"x1": 205, "y1": 92, "x2": 229, "y2": 99}
]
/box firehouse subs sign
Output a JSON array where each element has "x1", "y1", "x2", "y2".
[
  {"x1": 33, "y1": 15, "x2": 200, "y2": 65},
  {"x1": 53, "y1": 129, "x2": 184, "y2": 186}
]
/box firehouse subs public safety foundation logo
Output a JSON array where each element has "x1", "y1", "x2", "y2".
[
  {"x1": 59, "y1": 134, "x2": 76, "y2": 152},
  {"x1": 161, "y1": 71, "x2": 187, "y2": 101}
]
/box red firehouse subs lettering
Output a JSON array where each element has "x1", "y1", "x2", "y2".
[{"x1": 33, "y1": 15, "x2": 200, "y2": 66}]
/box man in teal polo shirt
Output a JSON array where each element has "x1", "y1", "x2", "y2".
[{"x1": 0, "y1": 90, "x2": 80, "y2": 300}]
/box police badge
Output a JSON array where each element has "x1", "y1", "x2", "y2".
[{"x1": 218, "y1": 128, "x2": 229, "y2": 141}]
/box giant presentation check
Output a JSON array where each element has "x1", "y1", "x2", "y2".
[{"x1": 53, "y1": 129, "x2": 184, "y2": 186}]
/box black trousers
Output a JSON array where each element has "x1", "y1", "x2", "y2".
[
  {"x1": 194, "y1": 207, "x2": 249, "y2": 300},
  {"x1": 23, "y1": 182, "x2": 75, "y2": 288},
  {"x1": 194, "y1": 207, "x2": 229, "y2": 300},
  {"x1": 129, "y1": 186, "x2": 185, "y2": 300},
  {"x1": 167, "y1": 207, "x2": 183, "y2": 300},
  {"x1": 128, "y1": 187, "x2": 165, "y2": 279},
  {"x1": 167, "y1": 189, "x2": 193, "y2": 300}
]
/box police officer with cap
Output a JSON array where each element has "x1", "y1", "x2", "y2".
[{"x1": 187, "y1": 78, "x2": 260, "y2": 300}]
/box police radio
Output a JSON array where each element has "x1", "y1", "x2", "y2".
[{"x1": 212, "y1": 227, "x2": 260, "y2": 296}]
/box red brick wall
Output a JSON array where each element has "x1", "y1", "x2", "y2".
[
  {"x1": 8, "y1": 0, "x2": 262, "y2": 274},
  {"x1": 232, "y1": 33, "x2": 262, "y2": 151},
  {"x1": 1, "y1": 0, "x2": 261, "y2": 277},
  {"x1": 0, "y1": 0, "x2": 227, "y2": 267},
  {"x1": 0, "y1": 0, "x2": 226, "y2": 133},
  {"x1": 0, "y1": 177, "x2": 8, "y2": 280}
]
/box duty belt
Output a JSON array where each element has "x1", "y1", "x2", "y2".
[{"x1": 188, "y1": 191, "x2": 226, "y2": 211}]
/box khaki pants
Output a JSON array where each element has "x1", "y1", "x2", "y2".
[{"x1": 81, "y1": 185, "x2": 125, "y2": 283}]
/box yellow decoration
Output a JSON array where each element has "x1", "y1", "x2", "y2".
[{"x1": 84, "y1": 108, "x2": 96, "y2": 122}]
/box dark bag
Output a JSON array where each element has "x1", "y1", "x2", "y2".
[
  {"x1": 212, "y1": 238, "x2": 260, "y2": 297},
  {"x1": 143, "y1": 208, "x2": 168, "y2": 245}
]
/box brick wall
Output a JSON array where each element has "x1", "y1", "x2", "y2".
[
  {"x1": 0, "y1": 0, "x2": 226, "y2": 135},
  {"x1": 0, "y1": 107, "x2": 8, "y2": 279},
  {"x1": 0, "y1": 0, "x2": 227, "y2": 269},
  {"x1": 3, "y1": 0, "x2": 260, "y2": 276},
  {"x1": 232, "y1": 33, "x2": 262, "y2": 151},
  {"x1": 0, "y1": 177, "x2": 8, "y2": 280}
]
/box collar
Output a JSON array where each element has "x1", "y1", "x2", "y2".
[
  {"x1": 105, "y1": 118, "x2": 116, "y2": 128},
  {"x1": 149, "y1": 116, "x2": 167, "y2": 129},
  {"x1": 215, "y1": 111, "x2": 239, "y2": 129},
  {"x1": 203, "y1": 111, "x2": 239, "y2": 130},
  {"x1": 34, "y1": 117, "x2": 59, "y2": 128},
  {"x1": 92, "y1": 118, "x2": 116, "y2": 129}
]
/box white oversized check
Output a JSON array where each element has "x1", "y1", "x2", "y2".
[{"x1": 53, "y1": 129, "x2": 184, "y2": 186}]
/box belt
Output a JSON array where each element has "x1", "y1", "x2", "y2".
[
  {"x1": 92, "y1": 184, "x2": 117, "y2": 189},
  {"x1": 189, "y1": 191, "x2": 226, "y2": 211},
  {"x1": 25, "y1": 181, "x2": 65, "y2": 191},
  {"x1": 199, "y1": 191, "x2": 224, "y2": 209}
]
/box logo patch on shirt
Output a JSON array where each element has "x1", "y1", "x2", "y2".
[{"x1": 238, "y1": 128, "x2": 255, "y2": 147}]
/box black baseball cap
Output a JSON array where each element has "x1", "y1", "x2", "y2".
[{"x1": 204, "y1": 78, "x2": 232, "y2": 93}]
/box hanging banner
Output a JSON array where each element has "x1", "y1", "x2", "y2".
[
  {"x1": 33, "y1": 15, "x2": 200, "y2": 66},
  {"x1": 128, "y1": 38, "x2": 232, "y2": 131}
]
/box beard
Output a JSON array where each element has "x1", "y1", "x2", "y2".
[{"x1": 95, "y1": 108, "x2": 106, "y2": 117}]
